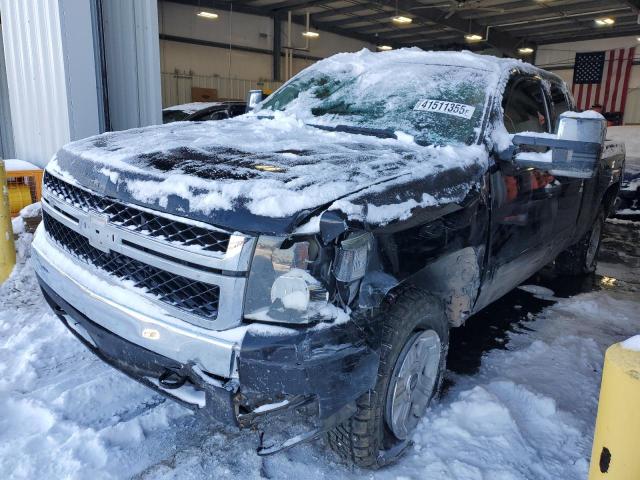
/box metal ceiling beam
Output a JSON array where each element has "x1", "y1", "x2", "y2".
[
  {"x1": 310, "y1": 3, "x2": 374, "y2": 20},
  {"x1": 167, "y1": 0, "x2": 275, "y2": 17},
  {"x1": 163, "y1": 0, "x2": 380, "y2": 46},
  {"x1": 455, "y1": 0, "x2": 619, "y2": 20},
  {"x1": 268, "y1": 0, "x2": 336, "y2": 12},
  {"x1": 273, "y1": 15, "x2": 282, "y2": 80},
  {"x1": 394, "y1": 35, "x2": 460, "y2": 46},
  {"x1": 535, "y1": 24, "x2": 640, "y2": 44},
  {"x1": 388, "y1": 30, "x2": 459, "y2": 42},
  {"x1": 467, "y1": 1, "x2": 632, "y2": 26},
  {"x1": 502, "y1": 14, "x2": 640, "y2": 36},
  {"x1": 353, "y1": 0, "x2": 524, "y2": 56},
  {"x1": 314, "y1": 10, "x2": 393, "y2": 27},
  {"x1": 356, "y1": 23, "x2": 449, "y2": 40},
  {"x1": 355, "y1": 21, "x2": 447, "y2": 35}
]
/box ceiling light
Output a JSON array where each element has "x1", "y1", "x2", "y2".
[
  {"x1": 392, "y1": 16, "x2": 412, "y2": 24},
  {"x1": 595, "y1": 17, "x2": 615, "y2": 26},
  {"x1": 378, "y1": 45, "x2": 393, "y2": 51},
  {"x1": 197, "y1": 11, "x2": 218, "y2": 19},
  {"x1": 302, "y1": 31, "x2": 319, "y2": 38},
  {"x1": 465, "y1": 33, "x2": 484, "y2": 42},
  {"x1": 518, "y1": 47, "x2": 535, "y2": 55}
]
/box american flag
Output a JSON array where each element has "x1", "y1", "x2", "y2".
[{"x1": 572, "y1": 47, "x2": 636, "y2": 114}]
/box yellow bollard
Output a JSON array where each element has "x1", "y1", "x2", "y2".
[
  {"x1": 589, "y1": 340, "x2": 640, "y2": 479},
  {"x1": 0, "y1": 160, "x2": 16, "y2": 284}
]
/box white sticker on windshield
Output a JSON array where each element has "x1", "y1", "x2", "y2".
[{"x1": 413, "y1": 99, "x2": 476, "y2": 119}]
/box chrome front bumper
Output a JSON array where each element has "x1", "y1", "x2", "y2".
[{"x1": 32, "y1": 225, "x2": 245, "y2": 378}]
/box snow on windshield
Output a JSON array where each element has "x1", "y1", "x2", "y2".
[{"x1": 260, "y1": 48, "x2": 507, "y2": 146}]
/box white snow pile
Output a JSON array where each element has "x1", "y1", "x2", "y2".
[
  {"x1": 518, "y1": 284, "x2": 556, "y2": 300},
  {"x1": 3, "y1": 159, "x2": 41, "y2": 172},
  {"x1": 621, "y1": 335, "x2": 640, "y2": 352},
  {"x1": 562, "y1": 110, "x2": 605, "y2": 120},
  {"x1": 2, "y1": 229, "x2": 640, "y2": 479}
]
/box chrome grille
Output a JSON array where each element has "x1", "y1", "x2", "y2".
[
  {"x1": 44, "y1": 172, "x2": 230, "y2": 253},
  {"x1": 43, "y1": 211, "x2": 220, "y2": 320}
]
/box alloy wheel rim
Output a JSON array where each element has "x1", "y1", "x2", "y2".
[{"x1": 385, "y1": 330, "x2": 441, "y2": 440}]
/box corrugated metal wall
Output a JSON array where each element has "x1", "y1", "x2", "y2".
[
  {"x1": 0, "y1": 22, "x2": 14, "y2": 159},
  {"x1": 101, "y1": 0, "x2": 162, "y2": 130},
  {"x1": 58, "y1": 0, "x2": 101, "y2": 141},
  {"x1": 0, "y1": 0, "x2": 72, "y2": 167},
  {"x1": 624, "y1": 87, "x2": 640, "y2": 124},
  {"x1": 0, "y1": 0, "x2": 161, "y2": 166},
  {"x1": 161, "y1": 72, "x2": 283, "y2": 107}
]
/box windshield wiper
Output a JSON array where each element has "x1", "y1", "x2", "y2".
[{"x1": 308, "y1": 123, "x2": 397, "y2": 139}]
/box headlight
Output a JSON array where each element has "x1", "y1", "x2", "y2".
[
  {"x1": 243, "y1": 236, "x2": 331, "y2": 325},
  {"x1": 270, "y1": 268, "x2": 327, "y2": 310},
  {"x1": 333, "y1": 231, "x2": 372, "y2": 283}
]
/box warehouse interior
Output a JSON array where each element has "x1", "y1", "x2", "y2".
[
  {"x1": 157, "y1": 0, "x2": 640, "y2": 121},
  {"x1": 2, "y1": 1, "x2": 640, "y2": 165},
  {"x1": 2, "y1": 1, "x2": 640, "y2": 478}
]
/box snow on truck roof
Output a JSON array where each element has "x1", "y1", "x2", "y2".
[
  {"x1": 298, "y1": 47, "x2": 545, "y2": 81},
  {"x1": 163, "y1": 102, "x2": 225, "y2": 114}
]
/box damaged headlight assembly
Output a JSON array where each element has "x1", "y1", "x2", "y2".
[{"x1": 243, "y1": 227, "x2": 373, "y2": 325}]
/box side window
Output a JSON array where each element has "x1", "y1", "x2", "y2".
[
  {"x1": 229, "y1": 105, "x2": 246, "y2": 117},
  {"x1": 199, "y1": 110, "x2": 229, "y2": 121},
  {"x1": 502, "y1": 77, "x2": 549, "y2": 134},
  {"x1": 549, "y1": 82, "x2": 571, "y2": 131}
]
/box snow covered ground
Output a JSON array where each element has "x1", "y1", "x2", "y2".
[
  {"x1": 1, "y1": 124, "x2": 639, "y2": 479},
  {"x1": 1, "y1": 215, "x2": 639, "y2": 479},
  {"x1": 0, "y1": 125, "x2": 640, "y2": 480}
]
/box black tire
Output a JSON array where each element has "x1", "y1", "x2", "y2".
[
  {"x1": 326, "y1": 286, "x2": 449, "y2": 469},
  {"x1": 555, "y1": 208, "x2": 605, "y2": 276}
]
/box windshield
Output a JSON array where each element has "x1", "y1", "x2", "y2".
[{"x1": 261, "y1": 62, "x2": 491, "y2": 146}]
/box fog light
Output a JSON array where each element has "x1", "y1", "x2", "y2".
[
  {"x1": 142, "y1": 328, "x2": 160, "y2": 340},
  {"x1": 392, "y1": 16, "x2": 412, "y2": 24}
]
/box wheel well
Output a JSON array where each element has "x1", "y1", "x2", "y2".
[{"x1": 601, "y1": 183, "x2": 620, "y2": 216}]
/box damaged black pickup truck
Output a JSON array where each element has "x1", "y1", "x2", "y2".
[{"x1": 33, "y1": 49, "x2": 624, "y2": 468}]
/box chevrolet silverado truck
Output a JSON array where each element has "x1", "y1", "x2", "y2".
[{"x1": 32, "y1": 49, "x2": 624, "y2": 468}]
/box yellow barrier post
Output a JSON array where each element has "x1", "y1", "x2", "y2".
[
  {"x1": 589, "y1": 340, "x2": 640, "y2": 479},
  {"x1": 0, "y1": 160, "x2": 17, "y2": 283}
]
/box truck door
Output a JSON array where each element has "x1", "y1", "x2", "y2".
[
  {"x1": 546, "y1": 81, "x2": 584, "y2": 254},
  {"x1": 476, "y1": 74, "x2": 559, "y2": 308}
]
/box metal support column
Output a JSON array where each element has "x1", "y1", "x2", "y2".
[{"x1": 273, "y1": 15, "x2": 282, "y2": 82}]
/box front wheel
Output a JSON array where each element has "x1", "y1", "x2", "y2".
[
  {"x1": 555, "y1": 209, "x2": 605, "y2": 275},
  {"x1": 326, "y1": 287, "x2": 449, "y2": 469}
]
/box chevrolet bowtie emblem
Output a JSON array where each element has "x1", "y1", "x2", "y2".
[{"x1": 81, "y1": 214, "x2": 114, "y2": 253}]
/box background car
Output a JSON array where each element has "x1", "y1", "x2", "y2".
[
  {"x1": 162, "y1": 101, "x2": 247, "y2": 123},
  {"x1": 607, "y1": 126, "x2": 640, "y2": 218}
]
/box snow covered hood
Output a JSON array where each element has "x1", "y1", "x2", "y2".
[
  {"x1": 48, "y1": 48, "x2": 527, "y2": 234},
  {"x1": 48, "y1": 113, "x2": 487, "y2": 234}
]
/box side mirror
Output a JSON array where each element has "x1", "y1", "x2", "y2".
[
  {"x1": 246, "y1": 90, "x2": 264, "y2": 113},
  {"x1": 502, "y1": 111, "x2": 606, "y2": 179}
]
